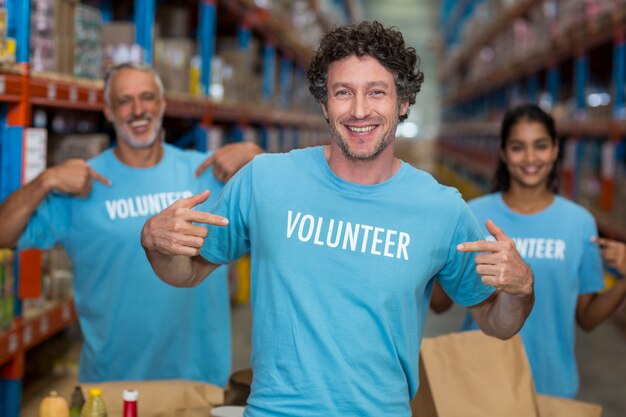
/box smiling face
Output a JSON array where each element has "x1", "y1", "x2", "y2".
[
  {"x1": 104, "y1": 67, "x2": 165, "y2": 149},
  {"x1": 321, "y1": 55, "x2": 409, "y2": 161},
  {"x1": 501, "y1": 119, "x2": 559, "y2": 190}
]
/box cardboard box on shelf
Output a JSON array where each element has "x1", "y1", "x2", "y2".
[
  {"x1": 54, "y1": 0, "x2": 76, "y2": 75},
  {"x1": 411, "y1": 331, "x2": 602, "y2": 417},
  {"x1": 81, "y1": 380, "x2": 224, "y2": 417},
  {"x1": 102, "y1": 21, "x2": 135, "y2": 46},
  {"x1": 217, "y1": 37, "x2": 261, "y2": 104},
  {"x1": 156, "y1": 5, "x2": 190, "y2": 38},
  {"x1": 154, "y1": 37, "x2": 196, "y2": 93},
  {"x1": 49, "y1": 134, "x2": 110, "y2": 166}
]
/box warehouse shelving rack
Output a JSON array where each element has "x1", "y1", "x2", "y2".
[
  {"x1": 438, "y1": 0, "x2": 626, "y2": 242},
  {"x1": 0, "y1": 0, "x2": 359, "y2": 415}
]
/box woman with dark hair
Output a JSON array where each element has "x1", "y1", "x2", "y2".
[{"x1": 432, "y1": 103, "x2": 626, "y2": 399}]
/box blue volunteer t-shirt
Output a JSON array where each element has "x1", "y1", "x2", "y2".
[
  {"x1": 201, "y1": 146, "x2": 495, "y2": 417},
  {"x1": 19, "y1": 143, "x2": 231, "y2": 385},
  {"x1": 461, "y1": 193, "x2": 604, "y2": 398}
]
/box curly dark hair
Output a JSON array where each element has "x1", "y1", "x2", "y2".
[
  {"x1": 307, "y1": 21, "x2": 424, "y2": 122},
  {"x1": 492, "y1": 103, "x2": 560, "y2": 193}
]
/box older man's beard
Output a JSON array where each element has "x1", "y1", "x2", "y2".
[
  {"x1": 329, "y1": 114, "x2": 399, "y2": 161},
  {"x1": 114, "y1": 108, "x2": 164, "y2": 149}
]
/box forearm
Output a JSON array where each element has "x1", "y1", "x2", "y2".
[
  {"x1": 577, "y1": 281, "x2": 626, "y2": 330},
  {"x1": 0, "y1": 173, "x2": 53, "y2": 247},
  {"x1": 471, "y1": 290, "x2": 534, "y2": 339},
  {"x1": 144, "y1": 248, "x2": 216, "y2": 287}
]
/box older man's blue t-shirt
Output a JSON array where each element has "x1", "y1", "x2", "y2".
[
  {"x1": 461, "y1": 193, "x2": 604, "y2": 398},
  {"x1": 200, "y1": 146, "x2": 495, "y2": 417},
  {"x1": 19, "y1": 144, "x2": 231, "y2": 385}
]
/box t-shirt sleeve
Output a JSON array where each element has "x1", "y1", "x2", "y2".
[
  {"x1": 18, "y1": 193, "x2": 71, "y2": 250},
  {"x1": 200, "y1": 162, "x2": 253, "y2": 264},
  {"x1": 437, "y1": 201, "x2": 496, "y2": 307},
  {"x1": 579, "y1": 213, "x2": 604, "y2": 294}
]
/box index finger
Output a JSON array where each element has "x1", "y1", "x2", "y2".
[
  {"x1": 89, "y1": 168, "x2": 111, "y2": 186},
  {"x1": 186, "y1": 209, "x2": 229, "y2": 226},
  {"x1": 593, "y1": 237, "x2": 613, "y2": 248},
  {"x1": 195, "y1": 155, "x2": 215, "y2": 177},
  {"x1": 457, "y1": 240, "x2": 502, "y2": 253},
  {"x1": 485, "y1": 219, "x2": 513, "y2": 243}
]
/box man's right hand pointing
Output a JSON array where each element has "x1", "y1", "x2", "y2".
[
  {"x1": 141, "y1": 190, "x2": 229, "y2": 257},
  {"x1": 457, "y1": 219, "x2": 533, "y2": 296}
]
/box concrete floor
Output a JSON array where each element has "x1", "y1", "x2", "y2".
[{"x1": 21, "y1": 302, "x2": 626, "y2": 416}]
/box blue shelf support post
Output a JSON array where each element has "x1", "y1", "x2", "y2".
[
  {"x1": 613, "y1": 34, "x2": 625, "y2": 119},
  {"x1": 232, "y1": 23, "x2": 253, "y2": 144},
  {"x1": 197, "y1": 0, "x2": 217, "y2": 151},
  {"x1": 99, "y1": 0, "x2": 115, "y2": 23},
  {"x1": 509, "y1": 82, "x2": 522, "y2": 107},
  {"x1": 199, "y1": 0, "x2": 217, "y2": 98},
  {"x1": 134, "y1": 0, "x2": 156, "y2": 64},
  {"x1": 546, "y1": 65, "x2": 560, "y2": 107},
  {"x1": 238, "y1": 23, "x2": 251, "y2": 51},
  {"x1": 2, "y1": 1, "x2": 30, "y2": 415},
  {"x1": 279, "y1": 57, "x2": 293, "y2": 110},
  {"x1": 262, "y1": 42, "x2": 276, "y2": 105},
  {"x1": 527, "y1": 74, "x2": 539, "y2": 104},
  {"x1": 574, "y1": 53, "x2": 588, "y2": 119}
]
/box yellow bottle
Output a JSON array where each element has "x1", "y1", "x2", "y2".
[{"x1": 80, "y1": 388, "x2": 107, "y2": 417}]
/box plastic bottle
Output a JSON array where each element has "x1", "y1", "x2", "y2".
[
  {"x1": 122, "y1": 389, "x2": 138, "y2": 417},
  {"x1": 69, "y1": 386, "x2": 86, "y2": 417},
  {"x1": 80, "y1": 388, "x2": 107, "y2": 417}
]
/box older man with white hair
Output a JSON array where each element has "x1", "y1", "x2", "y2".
[{"x1": 0, "y1": 62, "x2": 261, "y2": 383}]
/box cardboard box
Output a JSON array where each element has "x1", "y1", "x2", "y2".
[
  {"x1": 411, "y1": 331, "x2": 602, "y2": 417},
  {"x1": 49, "y1": 134, "x2": 110, "y2": 165},
  {"x1": 154, "y1": 37, "x2": 195, "y2": 93},
  {"x1": 102, "y1": 22, "x2": 135, "y2": 46},
  {"x1": 82, "y1": 380, "x2": 224, "y2": 417}
]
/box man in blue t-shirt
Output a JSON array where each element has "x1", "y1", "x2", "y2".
[
  {"x1": 0, "y1": 63, "x2": 261, "y2": 384},
  {"x1": 141, "y1": 22, "x2": 535, "y2": 417}
]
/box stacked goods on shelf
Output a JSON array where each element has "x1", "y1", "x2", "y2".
[
  {"x1": 153, "y1": 37, "x2": 196, "y2": 94},
  {"x1": 575, "y1": 139, "x2": 602, "y2": 209},
  {"x1": 42, "y1": 246, "x2": 72, "y2": 303},
  {"x1": 31, "y1": 0, "x2": 56, "y2": 72},
  {"x1": 215, "y1": 37, "x2": 261, "y2": 104},
  {"x1": 73, "y1": 3, "x2": 102, "y2": 80},
  {"x1": 153, "y1": 4, "x2": 194, "y2": 94},
  {"x1": 272, "y1": 0, "x2": 323, "y2": 49},
  {"x1": 23, "y1": 246, "x2": 74, "y2": 317},
  {"x1": 557, "y1": 0, "x2": 615, "y2": 36},
  {"x1": 0, "y1": 4, "x2": 15, "y2": 65},
  {"x1": 30, "y1": 0, "x2": 101, "y2": 78},
  {"x1": 102, "y1": 22, "x2": 143, "y2": 71},
  {"x1": 48, "y1": 133, "x2": 109, "y2": 165},
  {"x1": 0, "y1": 249, "x2": 14, "y2": 331},
  {"x1": 443, "y1": 0, "x2": 626, "y2": 112},
  {"x1": 31, "y1": 0, "x2": 76, "y2": 75},
  {"x1": 53, "y1": 0, "x2": 75, "y2": 76}
]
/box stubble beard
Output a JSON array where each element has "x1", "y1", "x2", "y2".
[
  {"x1": 114, "y1": 108, "x2": 165, "y2": 149},
  {"x1": 330, "y1": 114, "x2": 399, "y2": 161}
]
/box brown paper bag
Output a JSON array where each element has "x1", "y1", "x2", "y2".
[
  {"x1": 536, "y1": 394, "x2": 603, "y2": 417},
  {"x1": 82, "y1": 379, "x2": 224, "y2": 417},
  {"x1": 412, "y1": 331, "x2": 539, "y2": 417}
]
